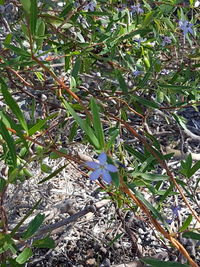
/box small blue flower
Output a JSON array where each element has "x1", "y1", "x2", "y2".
[
  {"x1": 84, "y1": 1, "x2": 96, "y2": 12},
  {"x1": 133, "y1": 37, "x2": 147, "y2": 46},
  {"x1": 179, "y1": 20, "x2": 194, "y2": 36},
  {"x1": 171, "y1": 205, "x2": 181, "y2": 217},
  {"x1": 166, "y1": 205, "x2": 181, "y2": 224},
  {"x1": 132, "y1": 70, "x2": 144, "y2": 77},
  {"x1": 162, "y1": 36, "x2": 172, "y2": 46},
  {"x1": 130, "y1": 4, "x2": 144, "y2": 15},
  {"x1": 86, "y1": 152, "x2": 118, "y2": 184}
]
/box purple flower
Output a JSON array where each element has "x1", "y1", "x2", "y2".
[
  {"x1": 166, "y1": 205, "x2": 181, "y2": 224},
  {"x1": 179, "y1": 20, "x2": 194, "y2": 36},
  {"x1": 130, "y1": 4, "x2": 144, "y2": 15},
  {"x1": 133, "y1": 37, "x2": 147, "y2": 46},
  {"x1": 162, "y1": 36, "x2": 172, "y2": 46},
  {"x1": 84, "y1": 1, "x2": 96, "y2": 12},
  {"x1": 86, "y1": 152, "x2": 118, "y2": 184},
  {"x1": 132, "y1": 70, "x2": 144, "y2": 77},
  {"x1": 171, "y1": 205, "x2": 181, "y2": 217}
]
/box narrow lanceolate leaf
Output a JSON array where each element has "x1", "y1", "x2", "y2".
[
  {"x1": 11, "y1": 199, "x2": 42, "y2": 236},
  {"x1": 22, "y1": 213, "x2": 45, "y2": 240},
  {"x1": 132, "y1": 172, "x2": 168, "y2": 182},
  {"x1": 20, "y1": 0, "x2": 31, "y2": 14},
  {"x1": 38, "y1": 164, "x2": 67, "y2": 184},
  {"x1": 71, "y1": 57, "x2": 81, "y2": 80},
  {"x1": 33, "y1": 236, "x2": 55, "y2": 249},
  {"x1": 179, "y1": 214, "x2": 193, "y2": 232},
  {"x1": 0, "y1": 120, "x2": 17, "y2": 167},
  {"x1": 141, "y1": 258, "x2": 189, "y2": 267},
  {"x1": 0, "y1": 78, "x2": 28, "y2": 133},
  {"x1": 62, "y1": 99, "x2": 100, "y2": 149},
  {"x1": 0, "y1": 110, "x2": 28, "y2": 150},
  {"x1": 91, "y1": 98, "x2": 105, "y2": 149},
  {"x1": 36, "y1": 18, "x2": 46, "y2": 49},
  {"x1": 4, "y1": 44, "x2": 30, "y2": 58},
  {"x1": 16, "y1": 248, "x2": 33, "y2": 264},
  {"x1": 187, "y1": 160, "x2": 200, "y2": 178},
  {"x1": 182, "y1": 231, "x2": 200, "y2": 240},
  {"x1": 132, "y1": 95, "x2": 159, "y2": 109},
  {"x1": 117, "y1": 71, "x2": 128, "y2": 93},
  {"x1": 30, "y1": 0, "x2": 38, "y2": 35},
  {"x1": 128, "y1": 183, "x2": 165, "y2": 224},
  {"x1": 28, "y1": 113, "x2": 58, "y2": 136}
]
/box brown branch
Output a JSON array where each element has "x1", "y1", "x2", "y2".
[
  {"x1": 120, "y1": 183, "x2": 198, "y2": 267},
  {"x1": 110, "y1": 114, "x2": 200, "y2": 224},
  {"x1": 31, "y1": 55, "x2": 92, "y2": 119}
]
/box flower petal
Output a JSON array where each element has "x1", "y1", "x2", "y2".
[
  {"x1": 86, "y1": 161, "x2": 99, "y2": 169},
  {"x1": 98, "y1": 152, "x2": 107, "y2": 165},
  {"x1": 106, "y1": 164, "x2": 118, "y2": 173},
  {"x1": 188, "y1": 28, "x2": 193, "y2": 34},
  {"x1": 89, "y1": 168, "x2": 102, "y2": 181},
  {"x1": 102, "y1": 169, "x2": 112, "y2": 184}
]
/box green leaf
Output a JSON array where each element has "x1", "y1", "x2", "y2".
[
  {"x1": 62, "y1": 99, "x2": 100, "y2": 149},
  {"x1": 30, "y1": 0, "x2": 38, "y2": 35},
  {"x1": 33, "y1": 236, "x2": 55, "y2": 249},
  {"x1": 141, "y1": 258, "x2": 189, "y2": 267},
  {"x1": 138, "y1": 64, "x2": 153, "y2": 87},
  {"x1": 107, "y1": 233, "x2": 123, "y2": 247},
  {"x1": 145, "y1": 132, "x2": 161, "y2": 150},
  {"x1": 0, "y1": 177, "x2": 6, "y2": 192},
  {"x1": 49, "y1": 148, "x2": 68, "y2": 159},
  {"x1": 180, "y1": 154, "x2": 192, "y2": 176},
  {"x1": 60, "y1": 3, "x2": 74, "y2": 18},
  {"x1": 0, "y1": 120, "x2": 17, "y2": 167},
  {"x1": 11, "y1": 199, "x2": 42, "y2": 237},
  {"x1": 21, "y1": 23, "x2": 29, "y2": 37},
  {"x1": 20, "y1": 0, "x2": 31, "y2": 14},
  {"x1": 158, "y1": 184, "x2": 174, "y2": 203},
  {"x1": 124, "y1": 144, "x2": 146, "y2": 162},
  {"x1": 36, "y1": 19, "x2": 45, "y2": 48},
  {"x1": 8, "y1": 258, "x2": 23, "y2": 267},
  {"x1": 119, "y1": 28, "x2": 151, "y2": 42},
  {"x1": 41, "y1": 163, "x2": 52, "y2": 173},
  {"x1": 132, "y1": 95, "x2": 159, "y2": 109},
  {"x1": 132, "y1": 172, "x2": 168, "y2": 182},
  {"x1": 187, "y1": 160, "x2": 200, "y2": 178},
  {"x1": 0, "y1": 110, "x2": 28, "y2": 150},
  {"x1": 179, "y1": 215, "x2": 193, "y2": 232},
  {"x1": 159, "y1": 84, "x2": 192, "y2": 91},
  {"x1": 91, "y1": 98, "x2": 105, "y2": 149},
  {"x1": 22, "y1": 213, "x2": 45, "y2": 240},
  {"x1": 16, "y1": 248, "x2": 33, "y2": 264},
  {"x1": 3, "y1": 33, "x2": 12, "y2": 45},
  {"x1": 38, "y1": 164, "x2": 67, "y2": 184},
  {"x1": 36, "y1": 18, "x2": 45, "y2": 36},
  {"x1": 182, "y1": 231, "x2": 200, "y2": 240},
  {"x1": 117, "y1": 71, "x2": 128, "y2": 93},
  {"x1": 4, "y1": 44, "x2": 30, "y2": 58},
  {"x1": 28, "y1": 113, "x2": 58, "y2": 136},
  {"x1": 71, "y1": 57, "x2": 81, "y2": 80},
  {"x1": 68, "y1": 121, "x2": 78, "y2": 142},
  {"x1": 142, "y1": 11, "x2": 155, "y2": 27},
  {"x1": 128, "y1": 184, "x2": 165, "y2": 224},
  {"x1": 106, "y1": 129, "x2": 119, "y2": 150},
  {"x1": 0, "y1": 78, "x2": 28, "y2": 132}
]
